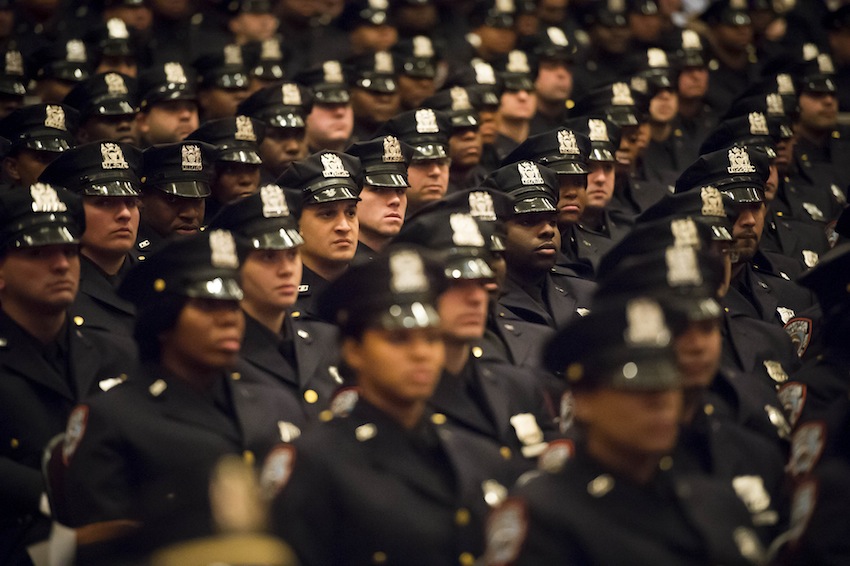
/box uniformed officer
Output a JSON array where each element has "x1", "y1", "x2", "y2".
[
  {"x1": 392, "y1": 34, "x2": 440, "y2": 111},
  {"x1": 570, "y1": 0, "x2": 634, "y2": 101},
  {"x1": 0, "y1": 184, "x2": 128, "y2": 565},
  {"x1": 527, "y1": 26, "x2": 578, "y2": 136},
  {"x1": 277, "y1": 150, "x2": 362, "y2": 319},
  {"x1": 242, "y1": 37, "x2": 287, "y2": 92},
  {"x1": 236, "y1": 81, "x2": 312, "y2": 183},
  {"x1": 293, "y1": 60, "x2": 355, "y2": 153},
  {"x1": 60, "y1": 229, "x2": 303, "y2": 556},
  {"x1": 86, "y1": 17, "x2": 141, "y2": 77},
  {"x1": 135, "y1": 141, "x2": 216, "y2": 257},
  {"x1": 135, "y1": 62, "x2": 201, "y2": 146},
  {"x1": 38, "y1": 140, "x2": 142, "y2": 344},
  {"x1": 348, "y1": 50, "x2": 401, "y2": 142},
  {"x1": 0, "y1": 46, "x2": 27, "y2": 119},
  {"x1": 62, "y1": 71, "x2": 139, "y2": 146},
  {"x1": 264, "y1": 246, "x2": 517, "y2": 566},
  {"x1": 491, "y1": 49, "x2": 537, "y2": 160},
  {"x1": 484, "y1": 298, "x2": 765, "y2": 565},
  {"x1": 0, "y1": 103, "x2": 79, "y2": 188},
  {"x1": 186, "y1": 115, "x2": 266, "y2": 221},
  {"x1": 31, "y1": 37, "x2": 93, "y2": 103},
  {"x1": 345, "y1": 135, "x2": 415, "y2": 260},
  {"x1": 193, "y1": 44, "x2": 252, "y2": 120},
  {"x1": 375, "y1": 107, "x2": 453, "y2": 217}
]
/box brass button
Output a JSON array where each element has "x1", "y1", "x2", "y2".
[
  {"x1": 304, "y1": 389, "x2": 318, "y2": 403},
  {"x1": 372, "y1": 551, "x2": 387, "y2": 564},
  {"x1": 231, "y1": 371, "x2": 241, "y2": 380},
  {"x1": 471, "y1": 346, "x2": 483, "y2": 358},
  {"x1": 319, "y1": 410, "x2": 333, "y2": 422},
  {"x1": 73, "y1": 316, "x2": 84, "y2": 326},
  {"x1": 500, "y1": 446, "x2": 512, "y2": 460},
  {"x1": 704, "y1": 403, "x2": 715, "y2": 415},
  {"x1": 10, "y1": 438, "x2": 19, "y2": 449},
  {"x1": 455, "y1": 508, "x2": 470, "y2": 526},
  {"x1": 291, "y1": 311, "x2": 301, "y2": 318},
  {"x1": 431, "y1": 413, "x2": 447, "y2": 425},
  {"x1": 153, "y1": 278, "x2": 166, "y2": 292},
  {"x1": 659, "y1": 456, "x2": 673, "y2": 471},
  {"x1": 459, "y1": 552, "x2": 475, "y2": 566},
  {"x1": 243, "y1": 451, "x2": 255, "y2": 465}
]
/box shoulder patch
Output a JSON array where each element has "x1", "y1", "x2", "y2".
[
  {"x1": 483, "y1": 498, "x2": 528, "y2": 566},
  {"x1": 510, "y1": 413, "x2": 546, "y2": 458},
  {"x1": 784, "y1": 317, "x2": 812, "y2": 359},
  {"x1": 764, "y1": 404, "x2": 791, "y2": 439},
  {"x1": 259, "y1": 444, "x2": 296, "y2": 501},
  {"x1": 787, "y1": 479, "x2": 818, "y2": 544},
  {"x1": 788, "y1": 421, "x2": 826, "y2": 478},
  {"x1": 559, "y1": 390, "x2": 575, "y2": 434},
  {"x1": 778, "y1": 383, "x2": 806, "y2": 429},
  {"x1": 62, "y1": 405, "x2": 89, "y2": 465},
  {"x1": 538, "y1": 439, "x2": 575, "y2": 474}
]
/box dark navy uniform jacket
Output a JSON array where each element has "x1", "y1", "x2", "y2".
[
  {"x1": 293, "y1": 265, "x2": 331, "y2": 321},
  {"x1": 497, "y1": 266, "x2": 595, "y2": 330},
  {"x1": 71, "y1": 255, "x2": 137, "y2": 348}
]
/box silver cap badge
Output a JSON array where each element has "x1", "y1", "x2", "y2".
[
  {"x1": 260, "y1": 184, "x2": 290, "y2": 218},
  {"x1": 320, "y1": 153, "x2": 350, "y2": 177},
  {"x1": 181, "y1": 144, "x2": 203, "y2": 171},
  {"x1": 101, "y1": 142, "x2": 129, "y2": 170},
  {"x1": 30, "y1": 183, "x2": 67, "y2": 212},
  {"x1": 209, "y1": 229, "x2": 239, "y2": 269},
  {"x1": 450, "y1": 213, "x2": 485, "y2": 247},
  {"x1": 727, "y1": 147, "x2": 756, "y2": 174}
]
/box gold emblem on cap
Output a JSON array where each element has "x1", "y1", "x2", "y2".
[
  {"x1": 260, "y1": 38, "x2": 282, "y2": 60},
  {"x1": 625, "y1": 297, "x2": 671, "y2": 347},
  {"x1": 412, "y1": 35, "x2": 434, "y2": 57},
  {"x1": 802, "y1": 43, "x2": 819, "y2": 61},
  {"x1": 671, "y1": 218, "x2": 700, "y2": 247},
  {"x1": 104, "y1": 72, "x2": 128, "y2": 95},
  {"x1": 748, "y1": 112, "x2": 769, "y2": 135},
  {"x1": 588, "y1": 119, "x2": 609, "y2": 142},
  {"x1": 414, "y1": 108, "x2": 439, "y2": 134},
  {"x1": 665, "y1": 245, "x2": 703, "y2": 287},
  {"x1": 727, "y1": 147, "x2": 756, "y2": 174},
  {"x1": 101, "y1": 142, "x2": 129, "y2": 170},
  {"x1": 518, "y1": 161, "x2": 545, "y2": 185},
  {"x1": 468, "y1": 191, "x2": 496, "y2": 221},
  {"x1": 320, "y1": 152, "x2": 350, "y2": 178},
  {"x1": 506, "y1": 50, "x2": 530, "y2": 73},
  {"x1": 558, "y1": 129, "x2": 580, "y2": 155},
  {"x1": 30, "y1": 183, "x2": 68, "y2": 212},
  {"x1": 65, "y1": 39, "x2": 87, "y2": 63},
  {"x1": 389, "y1": 248, "x2": 429, "y2": 293},
  {"x1": 44, "y1": 105, "x2": 66, "y2": 130},
  {"x1": 209, "y1": 229, "x2": 239, "y2": 269},
  {"x1": 450, "y1": 87, "x2": 472, "y2": 111},
  {"x1": 164, "y1": 62, "x2": 187, "y2": 84},
  {"x1": 450, "y1": 213, "x2": 485, "y2": 247},
  {"x1": 472, "y1": 59, "x2": 496, "y2": 84},
  {"x1": 260, "y1": 184, "x2": 290, "y2": 218},
  {"x1": 611, "y1": 82, "x2": 634, "y2": 105},
  {"x1": 382, "y1": 135, "x2": 404, "y2": 162},
  {"x1": 630, "y1": 76, "x2": 648, "y2": 94},
  {"x1": 681, "y1": 29, "x2": 702, "y2": 50},
  {"x1": 5, "y1": 50, "x2": 23, "y2": 75},
  {"x1": 234, "y1": 115, "x2": 256, "y2": 141},
  {"x1": 547, "y1": 26, "x2": 569, "y2": 46},
  {"x1": 766, "y1": 93, "x2": 784, "y2": 116},
  {"x1": 106, "y1": 17, "x2": 129, "y2": 39},
  {"x1": 181, "y1": 144, "x2": 203, "y2": 171},
  {"x1": 647, "y1": 48, "x2": 668, "y2": 68},
  {"x1": 817, "y1": 53, "x2": 835, "y2": 74},
  {"x1": 374, "y1": 51, "x2": 394, "y2": 73},
  {"x1": 322, "y1": 60, "x2": 344, "y2": 83},
  {"x1": 223, "y1": 43, "x2": 243, "y2": 66},
  {"x1": 281, "y1": 83, "x2": 302, "y2": 106},
  {"x1": 776, "y1": 74, "x2": 794, "y2": 95},
  {"x1": 699, "y1": 186, "x2": 725, "y2": 218}
]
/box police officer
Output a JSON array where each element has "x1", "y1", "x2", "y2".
[
  {"x1": 528, "y1": 26, "x2": 578, "y2": 136},
  {"x1": 31, "y1": 37, "x2": 93, "y2": 103},
  {"x1": 265, "y1": 246, "x2": 516, "y2": 566},
  {"x1": 63, "y1": 72, "x2": 140, "y2": 145},
  {"x1": 293, "y1": 60, "x2": 355, "y2": 154},
  {"x1": 348, "y1": 50, "x2": 401, "y2": 142},
  {"x1": 491, "y1": 49, "x2": 537, "y2": 160},
  {"x1": 193, "y1": 44, "x2": 252, "y2": 120},
  {"x1": 0, "y1": 46, "x2": 27, "y2": 119},
  {"x1": 136, "y1": 62, "x2": 201, "y2": 147},
  {"x1": 208, "y1": 185, "x2": 342, "y2": 423},
  {"x1": 392, "y1": 35, "x2": 440, "y2": 111}
]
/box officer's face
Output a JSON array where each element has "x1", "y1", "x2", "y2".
[
  {"x1": 765, "y1": 162, "x2": 778, "y2": 202},
  {"x1": 0, "y1": 244, "x2": 80, "y2": 313},
  {"x1": 774, "y1": 137, "x2": 796, "y2": 173},
  {"x1": 3, "y1": 149, "x2": 58, "y2": 187},
  {"x1": 649, "y1": 89, "x2": 678, "y2": 124},
  {"x1": 584, "y1": 161, "x2": 616, "y2": 210},
  {"x1": 406, "y1": 159, "x2": 450, "y2": 215},
  {"x1": 438, "y1": 279, "x2": 490, "y2": 343},
  {"x1": 674, "y1": 318, "x2": 721, "y2": 391},
  {"x1": 140, "y1": 191, "x2": 205, "y2": 237},
  {"x1": 161, "y1": 298, "x2": 244, "y2": 375},
  {"x1": 306, "y1": 103, "x2": 354, "y2": 151},
  {"x1": 574, "y1": 386, "x2": 683, "y2": 457},
  {"x1": 299, "y1": 200, "x2": 359, "y2": 269},
  {"x1": 591, "y1": 24, "x2": 631, "y2": 54},
  {"x1": 712, "y1": 23, "x2": 753, "y2": 51},
  {"x1": 449, "y1": 127, "x2": 483, "y2": 168},
  {"x1": 82, "y1": 196, "x2": 140, "y2": 260},
  {"x1": 241, "y1": 247, "x2": 302, "y2": 313},
  {"x1": 556, "y1": 175, "x2": 587, "y2": 227},
  {"x1": 96, "y1": 56, "x2": 138, "y2": 78},
  {"x1": 137, "y1": 100, "x2": 199, "y2": 145},
  {"x1": 349, "y1": 24, "x2": 398, "y2": 53},
  {"x1": 504, "y1": 212, "x2": 560, "y2": 275},
  {"x1": 677, "y1": 67, "x2": 709, "y2": 99},
  {"x1": 398, "y1": 75, "x2": 436, "y2": 111},
  {"x1": 478, "y1": 109, "x2": 499, "y2": 146},
  {"x1": 229, "y1": 12, "x2": 279, "y2": 44},
  {"x1": 80, "y1": 114, "x2": 139, "y2": 145},
  {"x1": 199, "y1": 87, "x2": 251, "y2": 121},
  {"x1": 797, "y1": 92, "x2": 839, "y2": 132},
  {"x1": 476, "y1": 26, "x2": 516, "y2": 58},
  {"x1": 0, "y1": 94, "x2": 24, "y2": 119},
  {"x1": 212, "y1": 162, "x2": 261, "y2": 204},
  {"x1": 711, "y1": 240, "x2": 732, "y2": 298},
  {"x1": 343, "y1": 326, "x2": 445, "y2": 406},
  {"x1": 534, "y1": 60, "x2": 573, "y2": 104},
  {"x1": 35, "y1": 78, "x2": 75, "y2": 104},
  {"x1": 629, "y1": 13, "x2": 663, "y2": 44},
  {"x1": 499, "y1": 89, "x2": 537, "y2": 121},
  {"x1": 615, "y1": 124, "x2": 649, "y2": 173},
  {"x1": 357, "y1": 186, "x2": 407, "y2": 243},
  {"x1": 730, "y1": 202, "x2": 765, "y2": 265},
  {"x1": 260, "y1": 127, "x2": 308, "y2": 177},
  {"x1": 351, "y1": 88, "x2": 401, "y2": 124}
]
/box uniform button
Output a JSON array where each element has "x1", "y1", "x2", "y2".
[
  {"x1": 0, "y1": 337, "x2": 7, "y2": 348},
  {"x1": 455, "y1": 508, "x2": 470, "y2": 527},
  {"x1": 137, "y1": 255, "x2": 146, "y2": 261},
  {"x1": 372, "y1": 551, "x2": 387, "y2": 564},
  {"x1": 459, "y1": 552, "x2": 475, "y2": 566},
  {"x1": 166, "y1": 492, "x2": 176, "y2": 500},
  {"x1": 153, "y1": 278, "x2": 166, "y2": 292},
  {"x1": 291, "y1": 311, "x2": 301, "y2": 319},
  {"x1": 500, "y1": 446, "x2": 512, "y2": 460},
  {"x1": 243, "y1": 451, "x2": 255, "y2": 465},
  {"x1": 304, "y1": 389, "x2": 318, "y2": 403},
  {"x1": 10, "y1": 438, "x2": 19, "y2": 449},
  {"x1": 659, "y1": 456, "x2": 673, "y2": 471},
  {"x1": 73, "y1": 316, "x2": 84, "y2": 326},
  {"x1": 704, "y1": 404, "x2": 715, "y2": 415},
  {"x1": 431, "y1": 413, "x2": 447, "y2": 425},
  {"x1": 471, "y1": 346, "x2": 483, "y2": 358},
  {"x1": 724, "y1": 307, "x2": 730, "y2": 313},
  {"x1": 231, "y1": 372, "x2": 241, "y2": 380},
  {"x1": 319, "y1": 410, "x2": 334, "y2": 422}
]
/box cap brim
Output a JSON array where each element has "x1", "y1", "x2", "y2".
[
  {"x1": 141, "y1": 88, "x2": 198, "y2": 108},
  {"x1": 313, "y1": 89, "x2": 351, "y2": 104},
  {"x1": 10, "y1": 223, "x2": 80, "y2": 248},
  {"x1": 412, "y1": 144, "x2": 448, "y2": 160},
  {"x1": 184, "y1": 276, "x2": 244, "y2": 300},
  {"x1": 219, "y1": 149, "x2": 263, "y2": 164},
  {"x1": 305, "y1": 185, "x2": 361, "y2": 204},
  {"x1": 377, "y1": 300, "x2": 440, "y2": 330},
  {"x1": 82, "y1": 180, "x2": 141, "y2": 197},
  {"x1": 604, "y1": 354, "x2": 681, "y2": 391},
  {"x1": 247, "y1": 228, "x2": 304, "y2": 250},
  {"x1": 210, "y1": 73, "x2": 250, "y2": 89},
  {"x1": 444, "y1": 256, "x2": 494, "y2": 281},
  {"x1": 542, "y1": 159, "x2": 589, "y2": 175},
  {"x1": 803, "y1": 77, "x2": 837, "y2": 93},
  {"x1": 21, "y1": 138, "x2": 72, "y2": 153},
  {"x1": 0, "y1": 79, "x2": 27, "y2": 96},
  {"x1": 607, "y1": 107, "x2": 640, "y2": 127},
  {"x1": 355, "y1": 77, "x2": 397, "y2": 93},
  {"x1": 503, "y1": 77, "x2": 534, "y2": 91},
  {"x1": 489, "y1": 233, "x2": 506, "y2": 252},
  {"x1": 364, "y1": 172, "x2": 409, "y2": 188},
  {"x1": 513, "y1": 196, "x2": 557, "y2": 214},
  {"x1": 89, "y1": 99, "x2": 138, "y2": 116},
  {"x1": 590, "y1": 147, "x2": 616, "y2": 162},
  {"x1": 450, "y1": 113, "x2": 479, "y2": 128},
  {"x1": 265, "y1": 113, "x2": 307, "y2": 129},
  {"x1": 148, "y1": 181, "x2": 211, "y2": 198},
  {"x1": 709, "y1": 223, "x2": 733, "y2": 241},
  {"x1": 722, "y1": 186, "x2": 764, "y2": 203}
]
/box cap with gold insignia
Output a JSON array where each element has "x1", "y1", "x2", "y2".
[
  {"x1": 338, "y1": 0, "x2": 394, "y2": 29},
  {"x1": 348, "y1": 51, "x2": 398, "y2": 94},
  {"x1": 443, "y1": 59, "x2": 504, "y2": 110},
  {"x1": 277, "y1": 150, "x2": 362, "y2": 206},
  {"x1": 85, "y1": 17, "x2": 140, "y2": 60},
  {"x1": 583, "y1": 0, "x2": 629, "y2": 27},
  {"x1": 140, "y1": 141, "x2": 216, "y2": 198},
  {"x1": 38, "y1": 141, "x2": 141, "y2": 197},
  {"x1": 0, "y1": 183, "x2": 85, "y2": 251},
  {"x1": 0, "y1": 103, "x2": 79, "y2": 153},
  {"x1": 723, "y1": 94, "x2": 794, "y2": 140},
  {"x1": 700, "y1": 0, "x2": 751, "y2": 26},
  {"x1": 292, "y1": 61, "x2": 351, "y2": 105},
  {"x1": 392, "y1": 35, "x2": 439, "y2": 79},
  {"x1": 563, "y1": 117, "x2": 621, "y2": 163},
  {"x1": 637, "y1": 186, "x2": 735, "y2": 241},
  {"x1": 63, "y1": 72, "x2": 138, "y2": 119},
  {"x1": 502, "y1": 128, "x2": 591, "y2": 175},
  {"x1": 344, "y1": 135, "x2": 415, "y2": 189},
  {"x1": 481, "y1": 161, "x2": 559, "y2": 215},
  {"x1": 421, "y1": 86, "x2": 482, "y2": 129},
  {"x1": 698, "y1": 114, "x2": 778, "y2": 159},
  {"x1": 185, "y1": 116, "x2": 266, "y2": 164},
  {"x1": 317, "y1": 245, "x2": 442, "y2": 335},
  {"x1": 468, "y1": 0, "x2": 516, "y2": 29},
  {"x1": 631, "y1": 47, "x2": 674, "y2": 95},
  {"x1": 493, "y1": 49, "x2": 535, "y2": 92},
  {"x1": 33, "y1": 38, "x2": 92, "y2": 83},
  {"x1": 571, "y1": 82, "x2": 649, "y2": 127},
  {"x1": 673, "y1": 29, "x2": 707, "y2": 68},
  {"x1": 675, "y1": 146, "x2": 769, "y2": 204},
  {"x1": 375, "y1": 107, "x2": 452, "y2": 161},
  {"x1": 242, "y1": 37, "x2": 286, "y2": 82},
  {"x1": 137, "y1": 62, "x2": 198, "y2": 109},
  {"x1": 0, "y1": 48, "x2": 28, "y2": 97},
  {"x1": 237, "y1": 82, "x2": 313, "y2": 129},
  {"x1": 194, "y1": 44, "x2": 250, "y2": 90},
  {"x1": 543, "y1": 297, "x2": 680, "y2": 391},
  {"x1": 531, "y1": 26, "x2": 578, "y2": 63},
  {"x1": 797, "y1": 242, "x2": 850, "y2": 318},
  {"x1": 118, "y1": 229, "x2": 244, "y2": 307},
  {"x1": 207, "y1": 184, "x2": 303, "y2": 251}
]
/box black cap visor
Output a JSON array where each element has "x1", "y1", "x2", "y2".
[
  {"x1": 313, "y1": 87, "x2": 351, "y2": 104},
  {"x1": 149, "y1": 181, "x2": 211, "y2": 198},
  {"x1": 184, "y1": 276, "x2": 244, "y2": 301},
  {"x1": 444, "y1": 254, "x2": 495, "y2": 281},
  {"x1": 81, "y1": 180, "x2": 141, "y2": 197},
  {"x1": 540, "y1": 157, "x2": 589, "y2": 175},
  {"x1": 364, "y1": 170, "x2": 409, "y2": 188},
  {"x1": 7, "y1": 221, "x2": 80, "y2": 249},
  {"x1": 412, "y1": 143, "x2": 449, "y2": 161},
  {"x1": 219, "y1": 148, "x2": 263, "y2": 164},
  {"x1": 355, "y1": 75, "x2": 397, "y2": 94},
  {"x1": 263, "y1": 110, "x2": 307, "y2": 129},
  {"x1": 245, "y1": 226, "x2": 304, "y2": 250},
  {"x1": 589, "y1": 146, "x2": 616, "y2": 162},
  {"x1": 20, "y1": 136, "x2": 72, "y2": 153},
  {"x1": 304, "y1": 182, "x2": 361, "y2": 204}
]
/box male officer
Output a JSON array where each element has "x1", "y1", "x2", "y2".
[
  {"x1": 392, "y1": 35, "x2": 439, "y2": 111},
  {"x1": 293, "y1": 60, "x2": 355, "y2": 153},
  {"x1": 348, "y1": 51, "x2": 401, "y2": 142},
  {"x1": 0, "y1": 47, "x2": 27, "y2": 119},
  {"x1": 0, "y1": 184, "x2": 127, "y2": 565},
  {"x1": 492, "y1": 49, "x2": 537, "y2": 160},
  {"x1": 39, "y1": 141, "x2": 142, "y2": 343},
  {"x1": 278, "y1": 151, "x2": 362, "y2": 319},
  {"x1": 0, "y1": 103, "x2": 79, "y2": 188},
  {"x1": 528, "y1": 26, "x2": 578, "y2": 136},
  {"x1": 135, "y1": 141, "x2": 215, "y2": 257},
  {"x1": 31, "y1": 38, "x2": 93, "y2": 103},
  {"x1": 345, "y1": 135, "x2": 415, "y2": 260},
  {"x1": 135, "y1": 62, "x2": 200, "y2": 147},
  {"x1": 193, "y1": 44, "x2": 252, "y2": 121},
  {"x1": 63, "y1": 72, "x2": 139, "y2": 146}
]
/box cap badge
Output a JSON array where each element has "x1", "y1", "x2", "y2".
[
  {"x1": 625, "y1": 297, "x2": 671, "y2": 347},
  {"x1": 101, "y1": 142, "x2": 129, "y2": 169},
  {"x1": 469, "y1": 191, "x2": 497, "y2": 221},
  {"x1": 104, "y1": 72, "x2": 128, "y2": 94},
  {"x1": 369, "y1": 0, "x2": 388, "y2": 8},
  {"x1": 700, "y1": 186, "x2": 726, "y2": 217},
  {"x1": 415, "y1": 108, "x2": 439, "y2": 133},
  {"x1": 260, "y1": 184, "x2": 290, "y2": 217},
  {"x1": 44, "y1": 105, "x2": 66, "y2": 130},
  {"x1": 611, "y1": 82, "x2": 633, "y2": 105},
  {"x1": 223, "y1": 44, "x2": 243, "y2": 66},
  {"x1": 730, "y1": 0, "x2": 747, "y2": 9},
  {"x1": 766, "y1": 93, "x2": 784, "y2": 116},
  {"x1": 374, "y1": 51, "x2": 394, "y2": 73},
  {"x1": 776, "y1": 74, "x2": 794, "y2": 95},
  {"x1": 547, "y1": 27, "x2": 569, "y2": 46},
  {"x1": 450, "y1": 213, "x2": 486, "y2": 247},
  {"x1": 778, "y1": 382, "x2": 806, "y2": 428},
  {"x1": 389, "y1": 249, "x2": 428, "y2": 293},
  {"x1": 558, "y1": 129, "x2": 580, "y2": 155},
  {"x1": 727, "y1": 147, "x2": 756, "y2": 174},
  {"x1": 671, "y1": 217, "x2": 700, "y2": 246},
  {"x1": 280, "y1": 83, "x2": 302, "y2": 106},
  {"x1": 209, "y1": 229, "x2": 239, "y2": 269},
  {"x1": 260, "y1": 38, "x2": 282, "y2": 60},
  {"x1": 748, "y1": 112, "x2": 769, "y2": 135},
  {"x1": 588, "y1": 119, "x2": 609, "y2": 142},
  {"x1": 666, "y1": 245, "x2": 703, "y2": 287},
  {"x1": 412, "y1": 35, "x2": 434, "y2": 58},
  {"x1": 496, "y1": 0, "x2": 515, "y2": 12},
  {"x1": 66, "y1": 39, "x2": 87, "y2": 63},
  {"x1": 506, "y1": 50, "x2": 530, "y2": 73},
  {"x1": 681, "y1": 29, "x2": 702, "y2": 50},
  {"x1": 629, "y1": 76, "x2": 648, "y2": 94},
  {"x1": 382, "y1": 135, "x2": 404, "y2": 162},
  {"x1": 320, "y1": 153, "x2": 350, "y2": 177},
  {"x1": 802, "y1": 43, "x2": 819, "y2": 61},
  {"x1": 30, "y1": 183, "x2": 67, "y2": 212},
  {"x1": 5, "y1": 50, "x2": 23, "y2": 75},
  {"x1": 106, "y1": 17, "x2": 129, "y2": 39},
  {"x1": 164, "y1": 62, "x2": 187, "y2": 84},
  {"x1": 472, "y1": 59, "x2": 497, "y2": 84},
  {"x1": 647, "y1": 48, "x2": 668, "y2": 68},
  {"x1": 450, "y1": 87, "x2": 472, "y2": 111},
  {"x1": 817, "y1": 53, "x2": 835, "y2": 74},
  {"x1": 608, "y1": 0, "x2": 625, "y2": 12},
  {"x1": 235, "y1": 115, "x2": 256, "y2": 141},
  {"x1": 322, "y1": 60, "x2": 344, "y2": 83},
  {"x1": 518, "y1": 161, "x2": 545, "y2": 185},
  {"x1": 182, "y1": 144, "x2": 204, "y2": 171}
]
